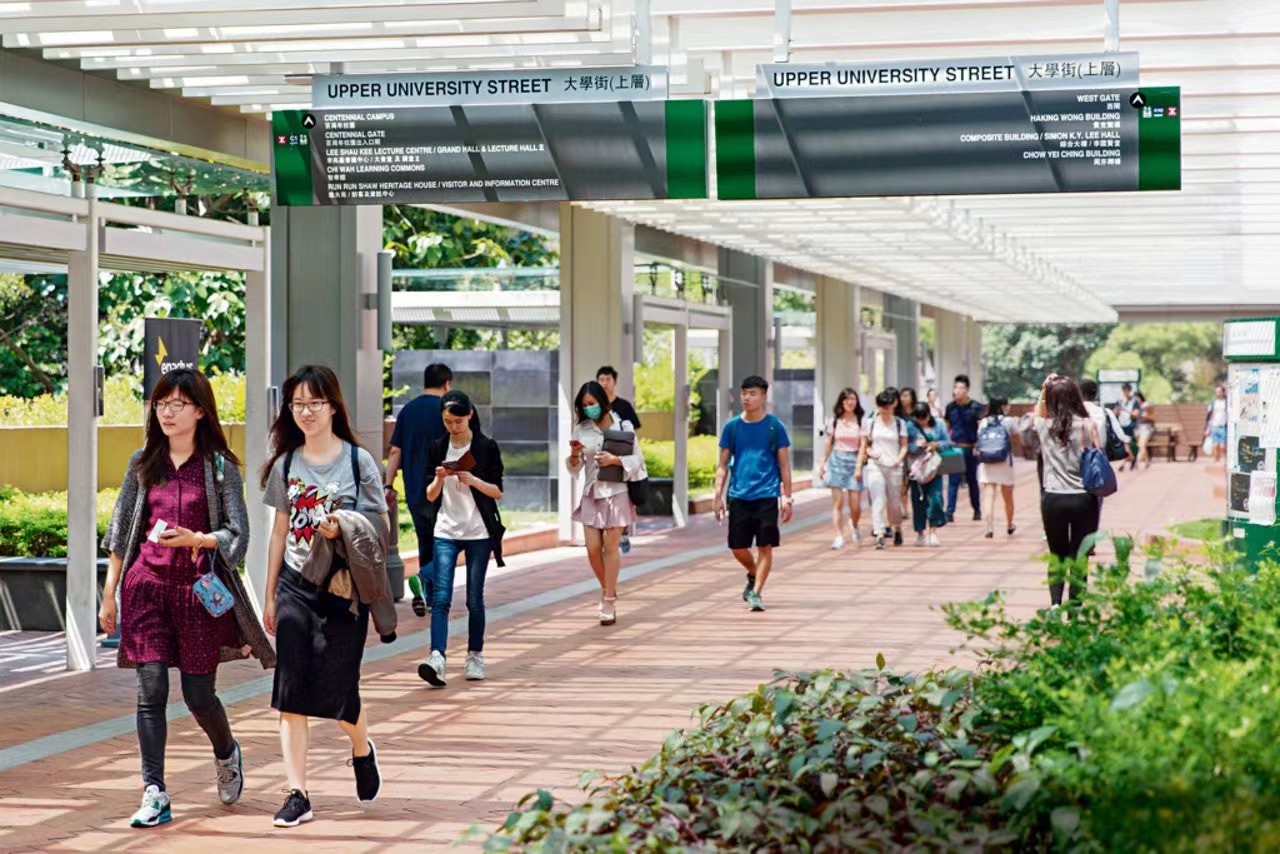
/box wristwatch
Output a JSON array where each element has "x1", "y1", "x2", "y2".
[{"x1": 782, "y1": 496, "x2": 794, "y2": 505}]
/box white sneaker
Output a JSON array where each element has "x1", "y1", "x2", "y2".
[
  {"x1": 464, "y1": 652, "x2": 486, "y2": 681},
  {"x1": 418, "y1": 650, "x2": 446, "y2": 687},
  {"x1": 831, "y1": 535, "x2": 845, "y2": 550},
  {"x1": 914, "y1": 533, "x2": 927, "y2": 547},
  {"x1": 215, "y1": 741, "x2": 244, "y2": 805},
  {"x1": 130, "y1": 785, "x2": 171, "y2": 828},
  {"x1": 928, "y1": 533, "x2": 942, "y2": 548}
]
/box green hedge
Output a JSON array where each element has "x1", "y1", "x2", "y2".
[
  {"x1": 0, "y1": 485, "x2": 116, "y2": 557},
  {"x1": 483, "y1": 540, "x2": 1280, "y2": 851},
  {"x1": 641, "y1": 435, "x2": 719, "y2": 491}
]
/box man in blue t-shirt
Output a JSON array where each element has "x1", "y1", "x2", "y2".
[
  {"x1": 713, "y1": 375, "x2": 793, "y2": 613},
  {"x1": 944, "y1": 374, "x2": 985, "y2": 523},
  {"x1": 385, "y1": 363, "x2": 451, "y2": 616}
]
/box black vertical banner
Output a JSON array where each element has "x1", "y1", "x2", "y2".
[{"x1": 143, "y1": 317, "x2": 202, "y2": 400}]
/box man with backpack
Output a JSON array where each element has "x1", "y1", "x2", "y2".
[
  {"x1": 713, "y1": 376, "x2": 793, "y2": 613},
  {"x1": 944, "y1": 374, "x2": 985, "y2": 523},
  {"x1": 1080, "y1": 379, "x2": 1131, "y2": 468}
]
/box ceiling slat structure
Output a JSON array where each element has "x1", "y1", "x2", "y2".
[{"x1": 2, "y1": 0, "x2": 1273, "y2": 321}]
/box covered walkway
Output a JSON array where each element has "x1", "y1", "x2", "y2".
[{"x1": 0, "y1": 461, "x2": 1220, "y2": 851}]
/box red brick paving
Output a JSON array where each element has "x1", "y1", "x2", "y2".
[{"x1": 0, "y1": 460, "x2": 1223, "y2": 851}]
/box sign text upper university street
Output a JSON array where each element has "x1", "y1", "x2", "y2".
[
  {"x1": 716, "y1": 86, "x2": 1180, "y2": 200},
  {"x1": 312, "y1": 67, "x2": 670, "y2": 109},
  {"x1": 273, "y1": 100, "x2": 707, "y2": 205}
]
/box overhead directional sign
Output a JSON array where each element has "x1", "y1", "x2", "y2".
[
  {"x1": 273, "y1": 100, "x2": 707, "y2": 205},
  {"x1": 716, "y1": 86, "x2": 1180, "y2": 200}
]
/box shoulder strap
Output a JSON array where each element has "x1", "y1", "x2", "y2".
[
  {"x1": 350, "y1": 443, "x2": 361, "y2": 507},
  {"x1": 769, "y1": 415, "x2": 778, "y2": 456},
  {"x1": 284, "y1": 449, "x2": 294, "y2": 482},
  {"x1": 727, "y1": 417, "x2": 738, "y2": 459}
]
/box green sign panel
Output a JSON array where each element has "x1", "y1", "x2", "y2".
[
  {"x1": 273, "y1": 100, "x2": 707, "y2": 205},
  {"x1": 715, "y1": 86, "x2": 1180, "y2": 199}
]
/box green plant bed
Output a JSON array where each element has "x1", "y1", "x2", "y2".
[
  {"x1": 0, "y1": 485, "x2": 116, "y2": 557},
  {"x1": 641, "y1": 435, "x2": 719, "y2": 491},
  {"x1": 483, "y1": 538, "x2": 1280, "y2": 852},
  {"x1": 1169, "y1": 517, "x2": 1225, "y2": 541}
]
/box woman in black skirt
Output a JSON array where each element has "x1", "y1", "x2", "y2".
[{"x1": 260, "y1": 365, "x2": 388, "y2": 828}]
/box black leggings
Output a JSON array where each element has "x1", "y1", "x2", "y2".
[
  {"x1": 136, "y1": 663, "x2": 235, "y2": 791},
  {"x1": 1040, "y1": 491, "x2": 1101, "y2": 606}
]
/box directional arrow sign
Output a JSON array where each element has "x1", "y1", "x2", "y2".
[
  {"x1": 301, "y1": 113, "x2": 317, "y2": 129},
  {"x1": 1129, "y1": 92, "x2": 1146, "y2": 109}
]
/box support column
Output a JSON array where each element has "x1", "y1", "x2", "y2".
[
  {"x1": 269, "y1": 205, "x2": 383, "y2": 453},
  {"x1": 885, "y1": 294, "x2": 920, "y2": 393},
  {"x1": 967, "y1": 318, "x2": 986, "y2": 400},
  {"x1": 716, "y1": 326, "x2": 733, "y2": 436},
  {"x1": 934, "y1": 308, "x2": 982, "y2": 404},
  {"x1": 65, "y1": 183, "x2": 98, "y2": 671},
  {"x1": 719, "y1": 248, "x2": 773, "y2": 397},
  {"x1": 672, "y1": 323, "x2": 689, "y2": 527},
  {"x1": 557, "y1": 205, "x2": 634, "y2": 541},
  {"x1": 243, "y1": 233, "x2": 271, "y2": 614},
  {"x1": 815, "y1": 276, "x2": 860, "y2": 478}
]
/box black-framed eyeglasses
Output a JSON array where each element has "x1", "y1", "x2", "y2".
[
  {"x1": 289, "y1": 400, "x2": 329, "y2": 415},
  {"x1": 152, "y1": 400, "x2": 190, "y2": 414}
]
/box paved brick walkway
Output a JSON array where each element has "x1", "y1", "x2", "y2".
[{"x1": 0, "y1": 460, "x2": 1222, "y2": 851}]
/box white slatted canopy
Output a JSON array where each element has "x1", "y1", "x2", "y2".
[{"x1": 2, "y1": 0, "x2": 1274, "y2": 321}]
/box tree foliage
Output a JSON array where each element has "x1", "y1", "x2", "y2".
[{"x1": 982, "y1": 324, "x2": 1115, "y2": 402}]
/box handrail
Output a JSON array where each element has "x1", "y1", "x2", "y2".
[
  {"x1": 97, "y1": 201, "x2": 263, "y2": 242},
  {"x1": 0, "y1": 186, "x2": 88, "y2": 218}
]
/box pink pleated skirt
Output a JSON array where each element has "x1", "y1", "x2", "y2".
[{"x1": 572, "y1": 490, "x2": 636, "y2": 530}]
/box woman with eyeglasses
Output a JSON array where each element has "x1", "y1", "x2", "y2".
[
  {"x1": 259, "y1": 365, "x2": 389, "y2": 828},
  {"x1": 100, "y1": 368, "x2": 274, "y2": 829}
]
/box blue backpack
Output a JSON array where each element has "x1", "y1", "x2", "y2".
[{"x1": 976, "y1": 418, "x2": 1012, "y2": 464}]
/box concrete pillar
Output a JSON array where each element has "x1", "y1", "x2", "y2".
[
  {"x1": 815, "y1": 276, "x2": 860, "y2": 478},
  {"x1": 719, "y1": 248, "x2": 773, "y2": 396},
  {"x1": 672, "y1": 324, "x2": 689, "y2": 528},
  {"x1": 967, "y1": 318, "x2": 986, "y2": 401},
  {"x1": 885, "y1": 294, "x2": 920, "y2": 393},
  {"x1": 269, "y1": 206, "x2": 384, "y2": 454},
  {"x1": 65, "y1": 183, "x2": 99, "y2": 671},
  {"x1": 557, "y1": 205, "x2": 634, "y2": 541},
  {"x1": 934, "y1": 308, "x2": 983, "y2": 404},
  {"x1": 243, "y1": 235, "x2": 271, "y2": 614}
]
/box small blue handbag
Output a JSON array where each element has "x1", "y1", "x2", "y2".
[{"x1": 193, "y1": 566, "x2": 235, "y2": 618}]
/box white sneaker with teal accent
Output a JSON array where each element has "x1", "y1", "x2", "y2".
[
  {"x1": 464, "y1": 652, "x2": 486, "y2": 681},
  {"x1": 130, "y1": 785, "x2": 172, "y2": 828},
  {"x1": 215, "y1": 741, "x2": 244, "y2": 805}
]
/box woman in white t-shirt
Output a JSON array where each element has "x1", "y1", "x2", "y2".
[
  {"x1": 818, "y1": 387, "x2": 866, "y2": 549},
  {"x1": 858, "y1": 388, "x2": 908, "y2": 550},
  {"x1": 1204, "y1": 384, "x2": 1228, "y2": 463},
  {"x1": 976, "y1": 395, "x2": 1021, "y2": 539},
  {"x1": 566, "y1": 380, "x2": 642, "y2": 626}
]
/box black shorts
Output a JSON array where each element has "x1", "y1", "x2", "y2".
[{"x1": 728, "y1": 497, "x2": 781, "y2": 550}]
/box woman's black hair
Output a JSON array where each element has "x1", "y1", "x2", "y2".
[
  {"x1": 141, "y1": 368, "x2": 239, "y2": 489},
  {"x1": 441, "y1": 388, "x2": 482, "y2": 432},
  {"x1": 875, "y1": 388, "x2": 898, "y2": 409},
  {"x1": 911, "y1": 401, "x2": 935, "y2": 427},
  {"x1": 573, "y1": 381, "x2": 612, "y2": 424},
  {"x1": 260, "y1": 364, "x2": 359, "y2": 488},
  {"x1": 987, "y1": 395, "x2": 1009, "y2": 419},
  {"x1": 1044, "y1": 376, "x2": 1089, "y2": 446},
  {"x1": 832, "y1": 387, "x2": 864, "y2": 425},
  {"x1": 896, "y1": 387, "x2": 918, "y2": 418}
]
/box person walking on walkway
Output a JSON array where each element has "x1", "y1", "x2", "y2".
[
  {"x1": 945, "y1": 375, "x2": 985, "y2": 522},
  {"x1": 1204, "y1": 384, "x2": 1228, "y2": 464},
  {"x1": 818, "y1": 387, "x2": 866, "y2": 549},
  {"x1": 597, "y1": 365, "x2": 642, "y2": 554},
  {"x1": 713, "y1": 375, "x2": 794, "y2": 612},
  {"x1": 100, "y1": 368, "x2": 274, "y2": 829},
  {"x1": 260, "y1": 365, "x2": 390, "y2": 828},
  {"x1": 976, "y1": 396, "x2": 1021, "y2": 539},
  {"x1": 1132, "y1": 392, "x2": 1154, "y2": 470},
  {"x1": 860, "y1": 389, "x2": 908, "y2": 550},
  {"x1": 1035, "y1": 374, "x2": 1103, "y2": 608},
  {"x1": 896, "y1": 387, "x2": 919, "y2": 518},
  {"x1": 385, "y1": 363, "x2": 450, "y2": 618},
  {"x1": 906, "y1": 402, "x2": 950, "y2": 547},
  {"x1": 418, "y1": 390, "x2": 506, "y2": 687},
  {"x1": 927, "y1": 387, "x2": 945, "y2": 421},
  {"x1": 567, "y1": 381, "x2": 642, "y2": 624}
]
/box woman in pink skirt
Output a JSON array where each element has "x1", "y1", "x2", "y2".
[{"x1": 566, "y1": 380, "x2": 642, "y2": 625}]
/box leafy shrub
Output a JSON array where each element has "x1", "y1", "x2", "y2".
[
  {"x1": 0, "y1": 372, "x2": 246, "y2": 427},
  {"x1": 640, "y1": 436, "x2": 719, "y2": 491},
  {"x1": 0, "y1": 487, "x2": 117, "y2": 557}
]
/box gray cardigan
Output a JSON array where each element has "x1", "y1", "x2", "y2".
[{"x1": 103, "y1": 449, "x2": 276, "y2": 670}]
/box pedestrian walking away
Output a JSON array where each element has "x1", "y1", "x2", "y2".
[
  {"x1": 1035, "y1": 374, "x2": 1103, "y2": 608},
  {"x1": 944, "y1": 374, "x2": 985, "y2": 522},
  {"x1": 418, "y1": 390, "x2": 506, "y2": 687},
  {"x1": 567, "y1": 380, "x2": 643, "y2": 624},
  {"x1": 713, "y1": 375, "x2": 794, "y2": 612},
  {"x1": 597, "y1": 365, "x2": 642, "y2": 554},
  {"x1": 260, "y1": 365, "x2": 393, "y2": 828},
  {"x1": 976, "y1": 396, "x2": 1021, "y2": 539},
  {"x1": 1204, "y1": 384, "x2": 1228, "y2": 463},
  {"x1": 385, "y1": 363, "x2": 451, "y2": 618},
  {"x1": 818, "y1": 387, "x2": 866, "y2": 549},
  {"x1": 1131, "y1": 392, "x2": 1155, "y2": 470},
  {"x1": 906, "y1": 402, "x2": 950, "y2": 547},
  {"x1": 100, "y1": 368, "x2": 274, "y2": 829},
  {"x1": 860, "y1": 389, "x2": 909, "y2": 550}
]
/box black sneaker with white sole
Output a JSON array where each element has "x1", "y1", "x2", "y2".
[
  {"x1": 350, "y1": 740, "x2": 382, "y2": 802},
  {"x1": 273, "y1": 789, "x2": 313, "y2": 828},
  {"x1": 742, "y1": 573, "x2": 756, "y2": 602}
]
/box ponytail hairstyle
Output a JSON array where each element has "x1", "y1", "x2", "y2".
[{"x1": 441, "y1": 389, "x2": 482, "y2": 433}]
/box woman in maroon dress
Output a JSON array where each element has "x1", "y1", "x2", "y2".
[{"x1": 100, "y1": 369, "x2": 273, "y2": 828}]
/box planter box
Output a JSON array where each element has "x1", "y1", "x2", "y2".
[
  {"x1": 0, "y1": 557, "x2": 109, "y2": 631},
  {"x1": 636, "y1": 478, "x2": 674, "y2": 516}
]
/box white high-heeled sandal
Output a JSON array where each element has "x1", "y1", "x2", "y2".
[{"x1": 599, "y1": 595, "x2": 618, "y2": 626}]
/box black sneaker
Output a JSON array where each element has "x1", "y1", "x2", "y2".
[
  {"x1": 742, "y1": 573, "x2": 756, "y2": 602},
  {"x1": 973, "y1": 511, "x2": 983, "y2": 522},
  {"x1": 273, "y1": 789, "x2": 313, "y2": 828},
  {"x1": 893, "y1": 529, "x2": 903, "y2": 547},
  {"x1": 349, "y1": 739, "x2": 382, "y2": 802}
]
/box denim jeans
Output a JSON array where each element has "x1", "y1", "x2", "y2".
[
  {"x1": 946, "y1": 446, "x2": 981, "y2": 516},
  {"x1": 406, "y1": 503, "x2": 435, "y2": 597},
  {"x1": 430, "y1": 537, "x2": 493, "y2": 655}
]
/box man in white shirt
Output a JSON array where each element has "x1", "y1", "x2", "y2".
[{"x1": 1080, "y1": 379, "x2": 1131, "y2": 466}]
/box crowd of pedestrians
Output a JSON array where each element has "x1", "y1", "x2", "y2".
[{"x1": 98, "y1": 357, "x2": 1150, "y2": 830}]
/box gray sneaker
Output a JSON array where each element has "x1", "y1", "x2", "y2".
[
  {"x1": 215, "y1": 741, "x2": 244, "y2": 805},
  {"x1": 418, "y1": 650, "x2": 447, "y2": 687},
  {"x1": 746, "y1": 590, "x2": 766, "y2": 612},
  {"x1": 464, "y1": 652, "x2": 486, "y2": 681},
  {"x1": 129, "y1": 785, "x2": 172, "y2": 828}
]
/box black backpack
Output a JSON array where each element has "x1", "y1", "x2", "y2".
[{"x1": 1104, "y1": 414, "x2": 1129, "y2": 462}]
